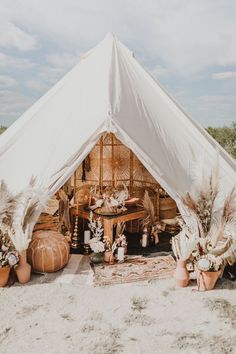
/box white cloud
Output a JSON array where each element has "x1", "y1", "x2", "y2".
[
  {"x1": 1, "y1": 0, "x2": 236, "y2": 73},
  {"x1": 0, "y1": 21, "x2": 37, "y2": 51},
  {"x1": 0, "y1": 75, "x2": 17, "y2": 87},
  {"x1": 0, "y1": 89, "x2": 34, "y2": 125},
  {"x1": 25, "y1": 80, "x2": 49, "y2": 93},
  {"x1": 212, "y1": 71, "x2": 236, "y2": 80},
  {"x1": 149, "y1": 65, "x2": 171, "y2": 78},
  {"x1": 26, "y1": 52, "x2": 80, "y2": 93},
  {"x1": 188, "y1": 94, "x2": 236, "y2": 126},
  {"x1": 0, "y1": 52, "x2": 34, "y2": 69},
  {"x1": 24, "y1": 52, "x2": 80, "y2": 94},
  {"x1": 46, "y1": 53, "x2": 80, "y2": 71},
  {"x1": 1, "y1": 0, "x2": 236, "y2": 127}
]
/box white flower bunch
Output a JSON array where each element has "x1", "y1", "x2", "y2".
[
  {"x1": 88, "y1": 237, "x2": 105, "y2": 253},
  {"x1": 197, "y1": 258, "x2": 211, "y2": 272},
  {"x1": 115, "y1": 234, "x2": 127, "y2": 247},
  {"x1": 197, "y1": 254, "x2": 222, "y2": 272},
  {"x1": 88, "y1": 211, "x2": 103, "y2": 239},
  {"x1": 88, "y1": 212, "x2": 104, "y2": 253},
  {"x1": 0, "y1": 232, "x2": 19, "y2": 267}
]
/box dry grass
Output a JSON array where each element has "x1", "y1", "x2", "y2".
[
  {"x1": 173, "y1": 332, "x2": 236, "y2": 354},
  {"x1": 131, "y1": 296, "x2": 149, "y2": 312},
  {"x1": 205, "y1": 297, "x2": 236, "y2": 328},
  {"x1": 79, "y1": 311, "x2": 123, "y2": 354}
]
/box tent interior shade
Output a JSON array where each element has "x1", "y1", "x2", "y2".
[
  {"x1": 70, "y1": 132, "x2": 162, "y2": 215},
  {"x1": 0, "y1": 32, "x2": 236, "y2": 212}
]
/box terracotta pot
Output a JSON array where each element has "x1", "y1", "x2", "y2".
[
  {"x1": 196, "y1": 268, "x2": 221, "y2": 291},
  {"x1": 90, "y1": 252, "x2": 104, "y2": 264},
  {"x1": 0, "y1": 266, "x2": 10, "y2": 287},
  {"x1": 104, "y1": 250, "x2": 112, "y2": 263},
  {"x1": 28, "y1": 230, "x2": 70, "y2": 273},
  {"x1": 15, "y1": 250, "x2": 31, "y2": 284},
  {"x1": 173, "y1": 260, "x2": 189, "y2": 287},
  {"x1": 108, "y1": 253, "x2": 116, "y2": 265}
]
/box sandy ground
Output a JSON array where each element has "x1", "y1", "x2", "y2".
[{"x1": 1, "y1": 255, "x2": 236, "y2": 354}]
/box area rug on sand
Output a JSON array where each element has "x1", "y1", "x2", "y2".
[{"x1": 91, "y1": 255, "x2": 176, "y2": 286}]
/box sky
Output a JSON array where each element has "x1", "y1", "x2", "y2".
[{"x1": 0, "y1": 0, "x2": 236, "y2": 127}]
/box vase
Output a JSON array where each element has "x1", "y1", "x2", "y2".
[
  {"x1": 117, "y1": 247, "x2": 125, "y2": 262},
  {"x1": 89, "y1": 252, "x2": 104, "y2": 264},
  {"x1": 15, "y1": 250, "x2": 31, "y2": 284},
  {"x1": 196, "y1": 268, "x2": 221, "y2": 291},
  {"x1": 109, "y1": 252, "x2": 116, "y2": 265},
  {"x1": 0, "y1": 266, "x2": 10, "y2": 287},
  {"x1": 104, "y1": 250, "x2": 112, "y2": 263},
  {"x1": 173, "y1": 260, "x2": 189, "y2": 287}
]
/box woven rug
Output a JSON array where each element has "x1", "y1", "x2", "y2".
[{"x1": 91, "y1": 255, "x2": 176, "y2": 286}]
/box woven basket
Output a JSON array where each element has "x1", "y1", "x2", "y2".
[{"x1": 160, "y1": 197, "x2": 176, "y2": 220}]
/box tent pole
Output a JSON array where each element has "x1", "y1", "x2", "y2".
[
  {"x1": 130, "y1": 150, "x2": 134, "y2": 195},
  {"x1": 156, "y1": 183, "x2": 160, "y2": 221},
  {"x1": 73, "y1": 170, "x2": 77, "y2": 206},
  {"x1": 111, "y1": 133, "x2": 115, "y2": 187},
  {"x1": 99, "y1": 135, "x2": 103, "y2": 193}
]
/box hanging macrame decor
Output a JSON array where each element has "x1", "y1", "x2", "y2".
[{"x1": 82, "y1": 154, "x2": 91, "y2": 182}]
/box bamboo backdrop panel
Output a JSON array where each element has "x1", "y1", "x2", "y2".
[{"x1": 71, "y1": 133, "x2": 159, "y2": 204}]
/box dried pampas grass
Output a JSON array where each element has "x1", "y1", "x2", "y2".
[
  {"x1": 172, "y1": 223, "x2": 199, "y2": 261},
  {"x1": 0, "y1": 178, "x2": 49, "y2": 251},
  {"x1": 178, "y1": 157, "x2": 236, "y2": 266},
  {"x1": 142, "y1": 190, "x2": 156, "y2": 227}
]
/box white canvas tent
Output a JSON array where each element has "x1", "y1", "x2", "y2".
[{"x1": 0, "y1": 33, "x2": 236, "y2": 211}]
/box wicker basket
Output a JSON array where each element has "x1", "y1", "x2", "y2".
[{"x1": 160, "y1": 197, "x2": 176, "y2": 220}]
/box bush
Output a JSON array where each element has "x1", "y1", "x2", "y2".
[{"x1": 207, "y1": 122, "x2": 236, "y2": 158}]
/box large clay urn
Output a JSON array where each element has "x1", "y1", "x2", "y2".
[
  {"x1": 0, "y1": 266, "x2": 10, "y2": 287},
  {"x1": 173, "y1": 260, "x2": 189, "y2": 287},
  {"x1": 196, "y1": 268, "x2": 221, "y2": 291},
  {"x1": 15, "y1": 250, "x2": 31, "y2": 284},
  {"x1": 28, "y1": 230, "x2": 70, "y2": 273}
]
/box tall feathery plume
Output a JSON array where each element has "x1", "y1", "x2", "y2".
[
  {"x1": 0, "y1": 178, "x2": 49, "y2": 252},
  {"x1": 142, "y1": 190, "x2": 156, "y2": 226},
  {"x1": 223, "y1": 187, "x2": 236, "y2": 222},
  {"x1": 172, "y1": 225, "x2": 199, "y2": 261}
]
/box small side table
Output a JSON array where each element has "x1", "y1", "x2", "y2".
[{"x1": 71, "y1": 205, "x2": 146, "y2": 245}]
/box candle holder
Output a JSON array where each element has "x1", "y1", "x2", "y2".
[
  {"x1": 83, "y1": 244, "x2": 90, "y2": 255},
  {"x1": 71, "y1": 215, "x2": 80, "y2": 249}
]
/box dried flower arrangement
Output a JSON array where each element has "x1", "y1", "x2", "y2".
[
  {"x1": 196, "y1": 255, "x2": 223, "y2": 272},
  {"x1": 142, "y1": 190, "x2": 161, "y2": 244},
  {"x1": 109, "y1": 222, "x2": 127, "y2": 254},
  {"x1": 115, "y1": 222, "x2": 127, "y2": 247},
  {"x1": 89, "y1": 184, "x2": 129, "y2": 215},
  {"x1": 0, "y1": 179, "x2": 49, "y2": 252},
  {"x1": 172, "y1": 219, "x2": 198, "y2": 261},
  {"x1": 88, "y1": 211, "x2": 105, "y2": 253},
  {"x1": 172, "y1": 164, "x2": 236, "y2": 272},
  {"x1": 0, "y1": 233, "x2": 19, "y2": 268}
]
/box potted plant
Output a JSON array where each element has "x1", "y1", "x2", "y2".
[
  {"x1": 0, "y1": 179, "x2": 48, "y2": 284},
  {"x1": 173, "y1": 163, "x2": 236, "y2": 291},
  {"x1": 0, "y1": 232, "x2": 19, "y2": 287},
  {"x1": 195, "y1": 254, "x2": 223, "y2": 291},
  {"x1": 172, "y1": 220, "x2": 198, "y2": 287}
]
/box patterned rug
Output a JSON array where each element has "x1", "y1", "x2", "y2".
[{"x1": 91, "y1": 254, "x2": 176, "y2": 286}]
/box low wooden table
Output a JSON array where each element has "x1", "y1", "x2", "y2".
[{"x1": 72, "y1": 205, "x2": 146, "y2": 245}]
